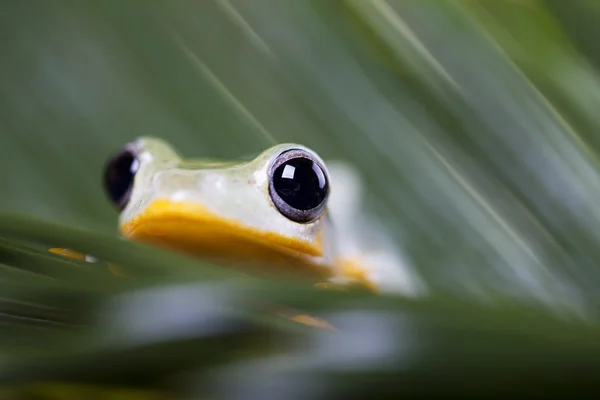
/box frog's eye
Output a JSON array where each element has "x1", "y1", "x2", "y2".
[
  {"x1": 268, "y1": 148, "x2": 329, "y2": 223},
  {"x1": 103, "y1": 145, "x2": 140, "y2": 210}
]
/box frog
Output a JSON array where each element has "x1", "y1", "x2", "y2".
[{"x1": 51, "y1": 137, "x2": 424, "y2": 326}]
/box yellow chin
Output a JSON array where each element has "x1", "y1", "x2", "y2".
[{"x1": 120, "y1": 199, "x2": 329, "y2": 279}]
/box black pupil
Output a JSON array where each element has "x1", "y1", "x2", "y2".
[
  {"x1": 104, "y1": 150, "x2": 136, "y2": 208},
  {"x1": 272, "y1": 157, "x2": 328, "y2": 210}
]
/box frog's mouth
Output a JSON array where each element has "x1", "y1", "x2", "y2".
[{"x1": 119, "y1": 199, "x2": 329, "y2": 279}]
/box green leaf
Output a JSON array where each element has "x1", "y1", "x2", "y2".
[{"x1": 2, "y1": 0, "x2": 600, "y2": 398}]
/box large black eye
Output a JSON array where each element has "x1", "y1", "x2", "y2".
[
  {"x1": 269, "y1": 149, "x2": 329, "y2": 223},
  {"x1": 103, "y1": 146, "x2": 139, "y2": 210}
]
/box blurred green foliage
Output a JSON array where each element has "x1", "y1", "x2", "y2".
[{"x1": 2, "y1": 0, "x2": 600, "y2": 398}]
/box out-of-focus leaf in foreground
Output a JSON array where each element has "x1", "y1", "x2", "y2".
[
  {"x1": 1, "y1": 215, "x2": 600, "y2": 399},
  {"x1": 2, "y1": 0, "x2": 600, "y2": 398}
]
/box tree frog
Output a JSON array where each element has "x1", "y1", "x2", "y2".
[{"x1": 54, "y1": 137, "x2": 423, "y2": 297}]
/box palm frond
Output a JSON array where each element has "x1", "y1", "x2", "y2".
[{"x1": 2, "y1": 0, "x2": 600, "y2": 398}]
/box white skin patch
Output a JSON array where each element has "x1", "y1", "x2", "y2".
[
  {"x1": 171, "y1": 190, "x2": 189, "y2": 202},
  {"x1": 140, "y1": 151, "x2": 154, "y2": 163},
  {"x1": 253, "y1": 167, "x2": 268, "y2": 187}
]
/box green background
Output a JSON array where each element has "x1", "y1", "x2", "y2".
[
  {"x1": 3, "y1": 0, "x2": 600, "y2": 304},
  {"x1": 3, "y1": 1, "x2": 600, "y2": 396}
]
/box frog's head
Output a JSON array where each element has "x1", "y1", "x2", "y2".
[{"x1": 103, "y1": 137, "x2": 335, "y2": 278}]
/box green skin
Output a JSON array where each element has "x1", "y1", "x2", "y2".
[
  {"x1": 111, "y1": 137, "x2": 424, "y2": 295},
  {"x1": 119, "y1": 137, "x2": 337, "y2": 273}
]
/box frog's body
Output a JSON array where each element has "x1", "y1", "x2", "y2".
[{"x1": 53, "y1": 137, "x2": 423, "y2": 297}]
